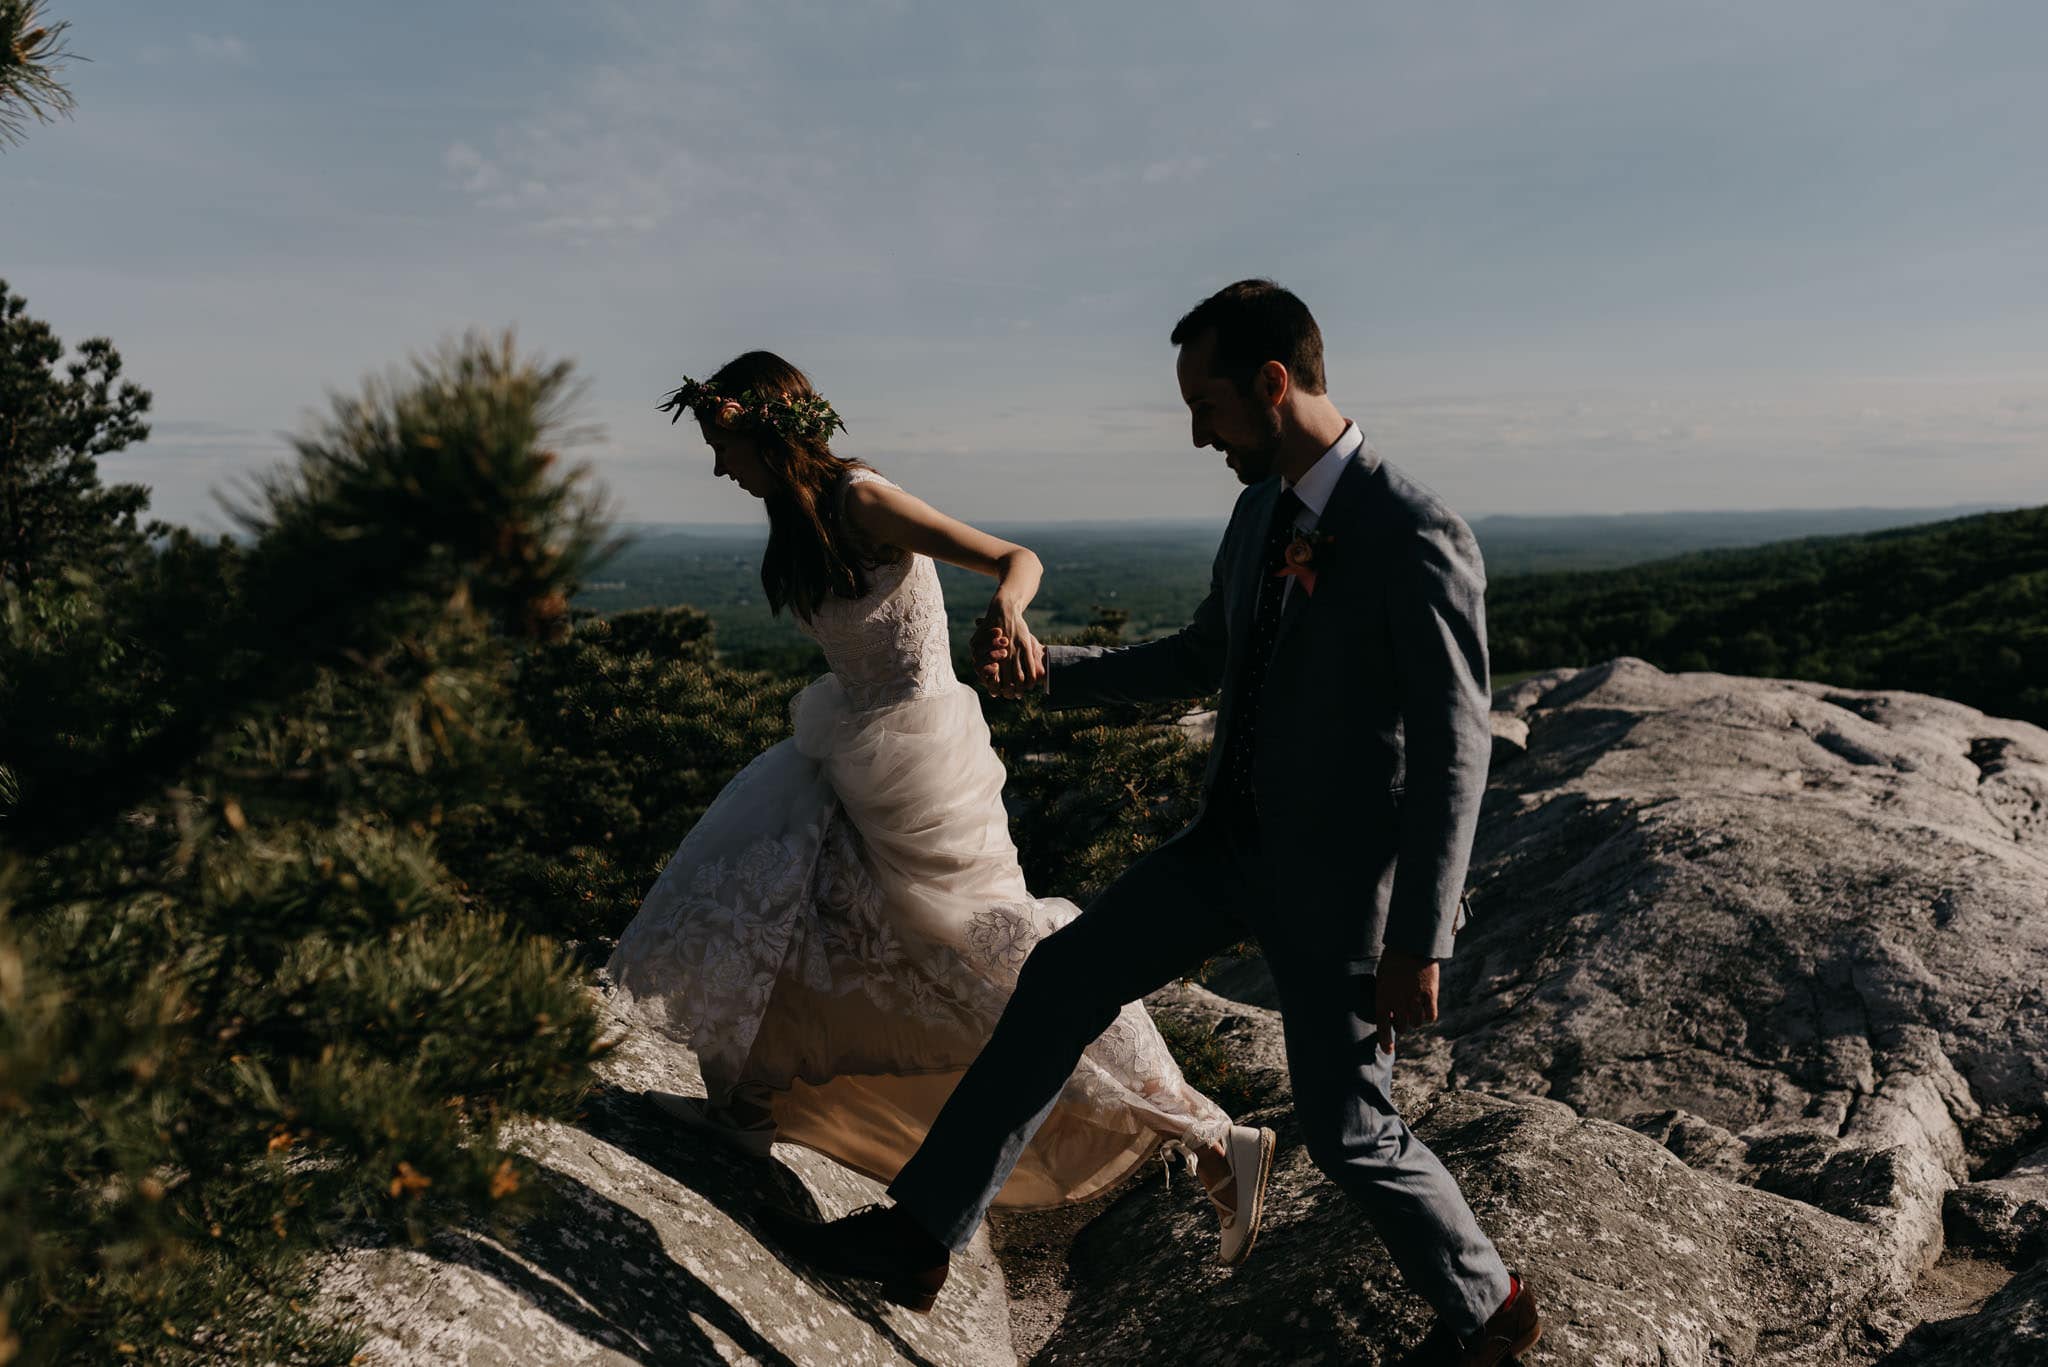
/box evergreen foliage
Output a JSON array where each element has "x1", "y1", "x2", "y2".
[
  {"x1": 0, "y1": 2, "x2": 74, "y2": 145},
  {"x1": 431, "y1": 606, "x2": 807, "y2": 942},
  {"x1": 0, "y1": 278, "x2": 154, "y2": 587},
  {"x1": 0, "y1": 303, "x2": 616, "y2": 1364}
]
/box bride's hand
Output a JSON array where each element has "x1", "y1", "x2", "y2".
[
  {"x1": 981, "y1": 596, "x2": 1045, "y2": 696},
  {"x1": 971, "y1": 619, "x2": 1012, "y2": 695},
  {"x1": 998, "y1": 625, "x2": 1044, "y2": 697}
]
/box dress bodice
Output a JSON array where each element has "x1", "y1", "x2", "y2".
[{"x1": 792, "y1": 471, "x2": 956, "y2": 709}]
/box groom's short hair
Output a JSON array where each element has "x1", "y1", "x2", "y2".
[{"x1": 1171, "y1": 279, "x2": 1327, "y2": 396}]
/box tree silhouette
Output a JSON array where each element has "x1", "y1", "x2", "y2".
[
  {"x1": 0, "y1": 278, "x2": 153, "y2": 588},
  {"x1": 0, "y1": 2, "x2": 76, "y2": 145}
]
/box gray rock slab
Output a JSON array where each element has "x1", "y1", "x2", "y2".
[
  {"x1": 319, "y1": 1001, "x2": 1016, "y2": 1366},
  {"x1": 1450, "y1": 660, "x2": 2048, "y2": 1280},
  {"x1": 1039, "y1": 1074, "x2": 1898, "y2": 1365},
  {"x1": 1945, "y1": 1144, "x2": 2048, "y2": 1265}
]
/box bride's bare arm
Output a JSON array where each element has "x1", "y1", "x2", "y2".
[{"x1": 842, "y1": 478, "x2": 1046, "y2": 688}]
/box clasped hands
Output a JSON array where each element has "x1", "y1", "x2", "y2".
[{"x1": 970, "y1": 598, "x2": 1046, "y2": 700}]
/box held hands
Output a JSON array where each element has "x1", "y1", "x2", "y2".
[
  {"x1": 1372, "y1": 946, "x2": 1441, "y2": 1055},
  {"x1": 971, "y1": 598, "x2": 1045, "y2": 700}
]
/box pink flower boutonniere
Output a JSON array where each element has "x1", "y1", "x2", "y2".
[{"x1": 1274, "y1": 527, "x2": 1336, "y2": 596}]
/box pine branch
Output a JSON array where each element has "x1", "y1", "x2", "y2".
[{"x1": 0, "y1": 3, "x2": 77, "y2": 147}]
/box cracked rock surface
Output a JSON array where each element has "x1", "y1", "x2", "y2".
[
  {"x1": 1048, "y1": 985, "x2": 1901, "y2": 1365},
  {"x1": 319, "y1": 1004, "x2": 1015, "y2": 1366},
  {"x1": 1456, "y1": 660, "x2": 2048, "y2": 1289},
  {"x1": 1944, "y1": 1142, "x2": 2048, "y2": 1264}
]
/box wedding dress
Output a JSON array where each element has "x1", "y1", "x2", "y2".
[{"x1": 608, "y1": 470, "x2": 1228, "y2": 1206}]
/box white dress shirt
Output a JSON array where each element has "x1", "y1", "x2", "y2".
[{"x1": 1276, "y1": 421, "x2": 1364, "y2": 606}]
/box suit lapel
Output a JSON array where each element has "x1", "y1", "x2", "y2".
[
  {"x1": 1273, "y1": 445, "x2": 1378, "y2": 652},
  {"x1": 1224, "y1": 479, "x2": 1284, "y2": 692}
]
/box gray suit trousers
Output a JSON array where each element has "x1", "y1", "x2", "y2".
[{"x1": 885, "y1": 816, "x2": 1512, "y2": 1341}]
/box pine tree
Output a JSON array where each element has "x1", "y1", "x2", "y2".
[
  {"x1": 0, "y1": 3, "x2": 74, "y2": 146},
  {"x1": 1, "y1": 325, "x2": 617, "y2": 1364},
  {"x1": 430, "y1": 606, "x2": 808, "y2": 942},
  {"x1": 0, "y1": 278, "x2": 154, "y2": 588}
]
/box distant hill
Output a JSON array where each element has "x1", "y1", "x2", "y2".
[
  {"x1": 580, "y1": 505, "x2": 2023, "y2": 672},
  {"x1": 1488, "y1": 505, "x2": 2048, "y2": 727},
  {"x1": 1468, "y1": 504, "x2": 2014, "y2": 574},
  {"x1": 576, "y1": 522, "x2": 1224, "y2": 664}
]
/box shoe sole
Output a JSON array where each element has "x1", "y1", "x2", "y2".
[
  {"x1": 755, "y1": 1207, "x2": 947, "y2": 1315},
  {"x1": 1474, "y1": 1321, "x2": 1541, "y2": 1364},
  {"x1": 1220, "y1": 1126, "x2": 1278, "y2": 1268},
  {"x1": 881, "y1": 1278, "x2": 942, "y2": 1314}
]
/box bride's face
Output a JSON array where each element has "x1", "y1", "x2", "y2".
[{"x1": 700, "y1": 420, "x2": 773, "y2": 499}]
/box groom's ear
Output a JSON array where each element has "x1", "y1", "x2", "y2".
[{"x1": 1257, "y1": 359, "x2": 1291, "y2": 409}]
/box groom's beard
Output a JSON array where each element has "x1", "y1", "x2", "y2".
[{"x1": 1221, "y1": 412, "x2": 1285, "y2": 486}]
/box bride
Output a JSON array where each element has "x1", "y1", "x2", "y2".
[{"x1": 607, "y1": 350, "x2": 1271, "y2": 1273}]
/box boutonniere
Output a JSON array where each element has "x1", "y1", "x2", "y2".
[{"x1": 1274, "y1": 527, "x2": 1336, "y2": 596}]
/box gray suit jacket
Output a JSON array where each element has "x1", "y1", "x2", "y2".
[{"x1": 1044, "y1": 442, "x2": 1490, "y2": 961}]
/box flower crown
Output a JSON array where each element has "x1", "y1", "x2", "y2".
[{"x1": 658, "y1": 376, "x2": 847, "y2": 443}]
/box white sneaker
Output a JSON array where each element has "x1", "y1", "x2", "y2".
[
  {"x1": 1167, "y1": 1124, "x2": 1278, "y2": 1266},
  {"x1": 648, "y1": 1090, "x2": 778, "y2": 1158},
  {"x1": 1210, "y1": 1124, "x2": 1278, "y2": 1266}
]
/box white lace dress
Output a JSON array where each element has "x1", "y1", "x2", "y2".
[{"x1": 607, "y1": 470, "x2": 1229, "y2": 1207}]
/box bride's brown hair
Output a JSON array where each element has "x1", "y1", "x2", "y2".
[{"x1": 693, "y1": 350, "x2": 900, "y2": 621}]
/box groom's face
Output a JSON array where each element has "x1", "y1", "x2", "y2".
[{"x1": 1176, "y1": 331, "x2": 1283, "y2": 487}]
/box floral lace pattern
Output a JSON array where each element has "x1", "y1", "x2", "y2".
[
  {"x1": 606, "y1": 469, "x2": 1229, "y2": 1205},
  {"x1": 791, "y1": 471, "x2": 957, "y2": 711}
]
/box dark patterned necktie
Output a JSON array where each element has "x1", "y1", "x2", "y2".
[{"x1": 1217, "y1": 488, "x2": 1305, "y2": 822}]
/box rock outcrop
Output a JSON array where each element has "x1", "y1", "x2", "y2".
[
  {"x1": 321, "y1": 1006, "x2": 1016, "y2": 1366},
  {"x1": 323, "y1": 661, "x2": 2048, "y2": 1363},
  {"x1": 1040, "y1": 984, "x2": 1902, "y2": 1365},
  {"x1": 1945, "y1": 1143, "x2": 2048, "y2": 1264},
  {"x1": 1454, "y1": 661, "x2": 2048, "y2": 1290}
]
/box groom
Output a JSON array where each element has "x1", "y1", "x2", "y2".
[{"x1": 761, "y1": 280, "x2": 1540, "y2": 1363}]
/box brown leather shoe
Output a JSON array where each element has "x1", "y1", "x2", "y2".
[
  {"x1": 755, "y1": 1203, "x2": 951, "y2": 1313},
  {"x1": 1458, "y1": 1274, "x2": 1541, "y2": 1365}
]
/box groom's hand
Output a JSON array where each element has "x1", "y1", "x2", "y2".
[{"x1": 1372, "y1": 947, "x2": 1441, "y2": 1054}]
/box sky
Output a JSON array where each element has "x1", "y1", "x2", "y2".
[{"x1": 6, "y1": 1, "x2": 2046, "y2": 528}]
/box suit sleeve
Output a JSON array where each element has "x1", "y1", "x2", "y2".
[
  {"x1": 1042, "y1": 513, "x2": 1236, "y2": 710},
  {"x1": 1383, "y1": 513, "x2": 1491, "y2": 959}
]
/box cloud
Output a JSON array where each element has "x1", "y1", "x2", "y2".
[
  {"x1": 442, "y1": 142, "x2": 499, "y2": 195},
  {"x1": 142, "y1": 34, "x2": 251, "y2": 66},
  {"x1": 44, "y1": 1, "x2": 2047, "y2": 531},
  {"x1": 191, "y1": 35, "x2": 249, "y2": 63},
  {"x1": 99, "y1": 417, "x2": 294, "y2": 531},
  {"x1": 1139, "y1": 156, "x2": 1208, "y2": 185},
  {"x1": 1358, "y1": 377, "x2": 2048, "y2": 516}
]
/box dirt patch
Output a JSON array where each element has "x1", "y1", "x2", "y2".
[
  {"x1": 988, "y1": 1197, "x2": 1123, "y2": 1361},
  {"x1": 1906, "y1": 1252, "x2": 2013, "y2": 1327}
]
